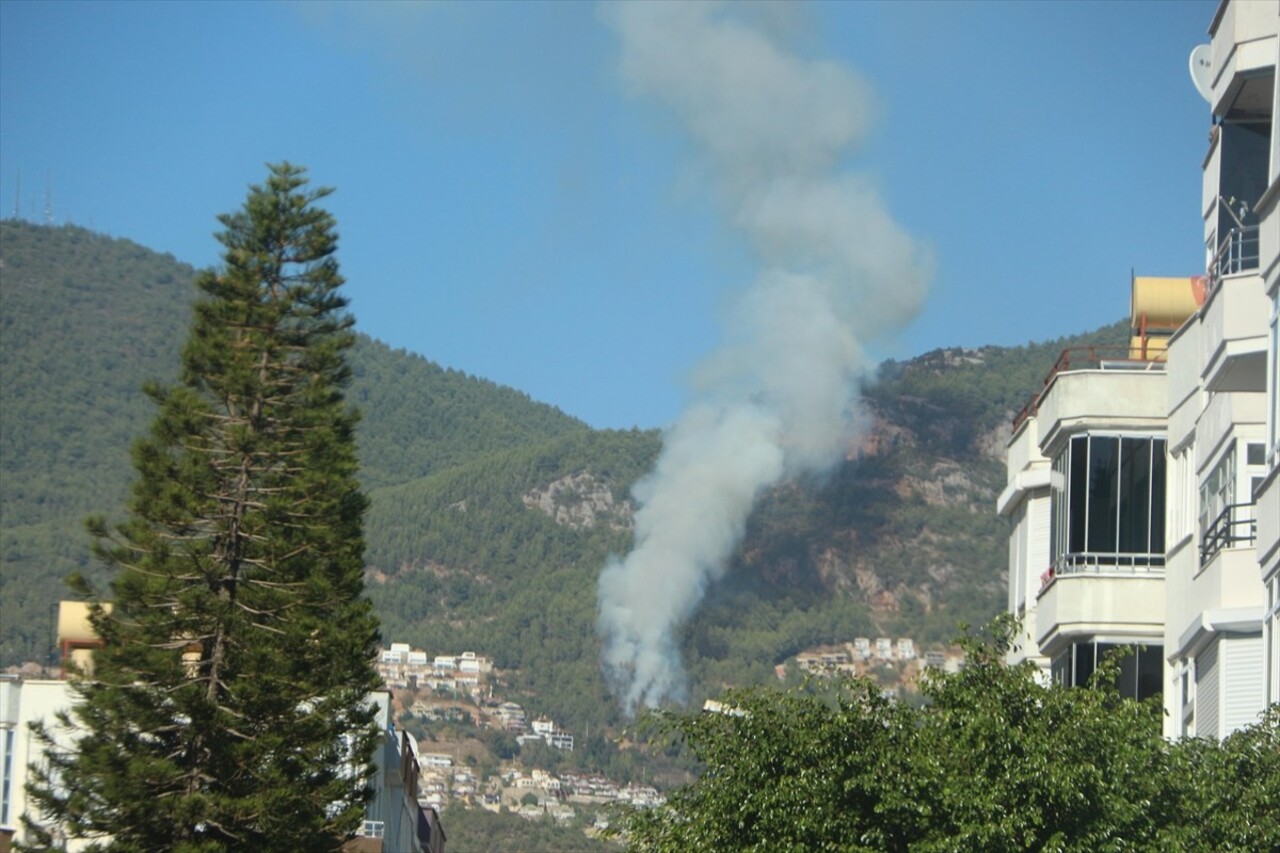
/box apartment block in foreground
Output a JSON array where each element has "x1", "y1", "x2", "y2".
[
  {"x1": 1003, "y1": 0, "x2": 1279, "y2": 740},
  {"x1": 1001, "y1": 278, "x2": 1182, "y2": 701},
  {"x1": 1165, "y1": 0, "x2": 1276, "y2": 740}
]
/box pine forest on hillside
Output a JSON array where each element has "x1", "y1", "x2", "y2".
[{"x1": 0, "y1": 219, "x2": 1130, "y2": 741}]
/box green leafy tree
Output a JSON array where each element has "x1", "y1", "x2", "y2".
[
  {"x1": 616, "y1": 618, "x2": 1280, "y2": 852},
  {"x1": 25, "y1": 164, "x2": 382, "y2": 852}
]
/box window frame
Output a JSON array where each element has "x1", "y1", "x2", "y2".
[{"x1": 1049, "y1": 433, "x2": 1167, "y2": 573}]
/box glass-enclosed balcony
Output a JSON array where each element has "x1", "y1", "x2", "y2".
[{"x1": 1043, "y1": 434, "x2": 1167, "y2": 587}]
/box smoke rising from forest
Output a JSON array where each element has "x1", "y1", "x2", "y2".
[{"x1": 596, "y1": 2, "x2": 931, "y2": 716}]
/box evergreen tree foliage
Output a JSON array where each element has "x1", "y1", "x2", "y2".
[{"x1": 24, "y1": 165, "x2": 382, "y2": 851}]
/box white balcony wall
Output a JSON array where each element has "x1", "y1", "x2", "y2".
[
  {"x1": 1260, "y1": 185, "x2": 1279, "y2": 289},
  {"x1": 1036, "y1": 371, "x2": 1168, "y2": 458},
  {"x1": 1164, "y1": 534, "x2": 1199, "y2": 738},
  {"x1": 1001, "y1": 416, "x2": 1052, "y2": 669},
  {"x1": 1036, "y1": 575, "x2": 1165, "y2": 657},
  {"x1": 1004, "y1": 417, "x2": 1044, "y2": 485},
  {"x1": 1209, "y1": 1, "x2": 1280, "y2": 118},
  {"x1": 1006, "y1": 490, "x2": 1052, "y2": 670},
  {"x1": 1172, "y1": 550, "x2": 1268, "y2": 659},
  {"x1": 1203, "y1": 130, "x2": 1221, "y2": 230},
  {"x1": 1258, "y1": 466, "x2": 1280, "y2": 579},
  {"x1": 1195, "y1": 392, "x2": 1266, "y2": 475},
  {"x1": 1167, "y1": 321, "x2": 1203, "y2": 453},
  {"x1": 1202, "y1": 273, "x2": 1270, "y2": 393}
]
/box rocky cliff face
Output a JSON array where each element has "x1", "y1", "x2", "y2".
[{"x1": 523, "y1": 473, "x2": 634, "y2": 531}]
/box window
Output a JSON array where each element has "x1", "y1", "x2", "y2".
[
  {"x1": 1, "y1": 728, "x2": 13, "y2": 825},
  {"x1": 1200, "y1": 447, "x2": 1235, "y2": 537},
  {"x1": 1200, "y1": 441, "x2": 1263, "y2": 563},
  {"x1": 1246, "y1": 442, "x2": 1265, "y2": 467},
  {"x1": 1270, "y1": 292, "x2": 1279, "y2": 464},
  {"x1": 1167, "y1": 445, "x2": 1197, "y2": 544},
  {"x1": 1050, "y1": 435, "x2": 1166, "y2": 572},
  {"x1": 1180, "y1": 667, "x2": 1194, "y2": 737},
  {"x1": 1050, "y1": 642, "x2": 1163, "y2": 701},
  {"x1": 1268, "y1": 577, "x2": 1280, "y2": 707}
]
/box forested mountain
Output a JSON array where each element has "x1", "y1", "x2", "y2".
[
  {"x1": 0, "y1": 220, "x2": 586, "y2": 664},
  {"x1": 0, "y1": 221, "x2": 1126, "y2": 737}
]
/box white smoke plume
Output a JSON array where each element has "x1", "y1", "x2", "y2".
[{"x1": 597, "y1": 2, "x2": 931, "y2": 716}]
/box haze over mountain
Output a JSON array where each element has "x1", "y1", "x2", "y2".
[{"x1": 0, "y1": 220, "x2": 1126, "y2": 735}]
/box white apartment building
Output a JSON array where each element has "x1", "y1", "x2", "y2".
[
  {"x1": 1000, "y1": 283, "x2": 1178, "y2": 700},
  {"x1": 1003, "y1": 0, "x2": 1279, "y2": 739},
  {"x1": 1234, "y1": 0, "x2": 1280, "y2": 716},
  {"x1": 360, "y1": 692, "x2": 443, "y2": 853},
  {"x1": 0, "y1": 676, "x2": 84, "y2": 852},
  {"x1": 1164, "y1": 0, "x2": 1278, "y2": 739},
  {"x1": 3, "y1": 608, "x2": 442, "y2": 852}
]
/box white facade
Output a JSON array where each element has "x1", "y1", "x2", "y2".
[
  {"x1": 998, "y1": 413, "x2": 1053, "y2": 672},
  {"x1": 362, "y1": 691, "x2": 429, "y2": 853},
  {"x1": 1236, "y1": 0, "x2": 1280, "y2": 711},
  {"x1": 0, "y1": 677, "x2": 83, "y2": 851},
  {"x1": 1004, "y1": 0, "x2": 1280, "y2": 739},
  {"x1": 1, "y1": 680, "x2": 437, "y2": 852},
  {"x1": 1164, "y1": 0, "x2": 1277, "y2": 739},
  {"x1": 1001, "y1": 285, "x2": 1177, "y2": 702}
]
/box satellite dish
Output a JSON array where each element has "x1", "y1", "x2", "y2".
[{"x1": 1189, "y1": 44, "x2": 1213, "y2": 103}]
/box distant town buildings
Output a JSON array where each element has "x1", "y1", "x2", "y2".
[
  {"x1": 793, "y1": 636, "x2": 954, "y2": 683},
  {"x1": 376, "y1": 644, "x2": 492, "y2": 695}
]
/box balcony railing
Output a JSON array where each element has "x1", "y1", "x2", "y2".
[
  {"x1": 1208, "y1": 225, "x2": 1260, "y2": 291},
  {"x1": 1012, "y1": 346, "x2": 1167, "y2": 428},
  {"x1": 1040, "y1": 552, "x2": 1166, "y2": 591},
  {"x1": 1199, "y1": 501, "x2": 1257, "y2": 565}
]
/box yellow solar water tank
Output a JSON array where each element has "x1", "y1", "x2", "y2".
[{"x1": 1130, "y1": 275, "x2": 1204, "y2": 360}]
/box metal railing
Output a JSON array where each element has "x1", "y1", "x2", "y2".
[
  {"x1": 1199, "y1": 501, "x2": 1257, "y2": 565},
  {"x1": 1039, "y1": 552, "x2": 1166, "y2": 592},
  {"x1": 1208, "y1": 225, "x2": 1260, "y2": 291},
  {"x1": 1012, "y1": 346, "x2": 1167, "y2": 428}
]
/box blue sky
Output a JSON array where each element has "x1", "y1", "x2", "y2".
[{"x1": 1, "y1": 0, "x2": 1216, "y2": 430}]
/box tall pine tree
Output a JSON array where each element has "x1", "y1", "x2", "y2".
[{"x1": 26, "y1": 164, "x2": 382, "y2": 851}]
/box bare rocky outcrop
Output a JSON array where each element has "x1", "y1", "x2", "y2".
[{"x1": 523, "y1": 472, "x2": 634, "y2": 531}]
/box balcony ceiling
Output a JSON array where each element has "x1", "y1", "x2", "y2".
[
  {"x1": 1224, "y1": 73, "x2": 1275, "y2": 121},
  {"x1": 1205, "y1": 349, "x2": 1267, "y2": 393}
]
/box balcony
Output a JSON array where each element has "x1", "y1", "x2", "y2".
[
  {"x1": 1196, "y1": 388, "x2": 1266, "y2": 462},
  {"x1": 1257, "y1": 466, "x2": 1280, "y2": 577},
  {"x1": 1035, "y1": 572, "x2": 1166, "y2": 656},
  {"x1": 1208, "y1": 0, "x2": 1279, "y2": 117},
  {"x1": 1208, "y1": 225, "x2": 1259, "y2": 289},
  {"x1": 1012, "y1": 346, "x2": 1166, "y2": 435},
  {"x1": 1200, "y1": 501, "x2": 1258, "y2": 564},
  {"x1": 1053, "y1": 552, "x2": 1166, "y2": 578},
  {"x1": 1200, "y1": 230, "x2": 1268, "y2": 394}
]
